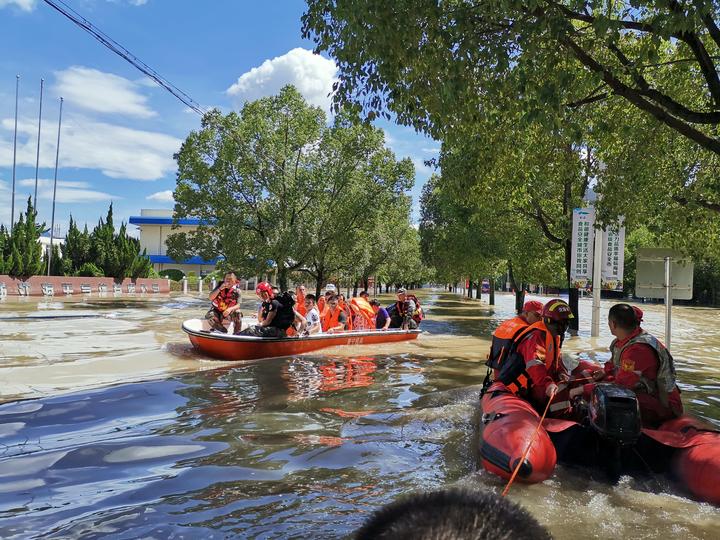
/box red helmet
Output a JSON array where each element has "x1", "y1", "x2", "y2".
[
  {"x1": 542, "y1": 299, "x2": 574, "y2": 321},
  {"x1": 256, "y1": 282, "x2": 273, "y2": 297},
  {"x1": 522, "y1": 300, "x2": 543, "y2": 314}
]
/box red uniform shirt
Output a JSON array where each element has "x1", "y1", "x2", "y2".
[
  {"x1": 584, "y1": 327, "x2": 683, "y2": 426},
  {"x1": 517, "y1": 329, "x2": 563, "y2": 407}
]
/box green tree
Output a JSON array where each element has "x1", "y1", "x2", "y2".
[
  {"x1": 169, "y1": 85, "x2": 413, "y2": 291},
  {"x1": 304, "y1": 1, "x2": 720, "y2": 159},
  {"x1": 63, "y1": 216, "x2": 92, "y2": 274},
  {"x1": 5, "y1": 198, "x2": 44, "y2": 278}
]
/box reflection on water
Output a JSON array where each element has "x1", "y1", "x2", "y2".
[{"x1": 0, "y1": 291, "x2": 719, "y2": 538}]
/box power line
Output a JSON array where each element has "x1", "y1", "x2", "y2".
[{"x1": 42, "y1": 0, "x2": 206, "y2": 116}]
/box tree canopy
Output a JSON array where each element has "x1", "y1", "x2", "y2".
[{"x1": 169, "y1": 85, "x2": 417, "y2": 292}]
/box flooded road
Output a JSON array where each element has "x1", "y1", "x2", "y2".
[{"x1": 0, "y1": 291, "x2": 718, "y2": 538}]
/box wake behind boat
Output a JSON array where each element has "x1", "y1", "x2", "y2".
[{"x1": 182, "y1": 318, "x2": 421, "y2": 361}]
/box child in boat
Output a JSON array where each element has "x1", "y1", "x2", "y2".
[
  {"x1": 303, "y1": 294, "x2": 322, "y2": 335},
  {"x1": 206, "y1": 271, "x2": 243, "y2": 334}
]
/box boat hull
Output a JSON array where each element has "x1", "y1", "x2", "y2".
[
  {"x1": 478, "y1": 383, "x2": 557, "y2": 483},
  {"x1": 182, "y1": 319, "x2": 420, "y2": 361}
]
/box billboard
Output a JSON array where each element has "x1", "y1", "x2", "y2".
[
  {"x1": 570, "y1": 207, "x2": 596, "y2": 289},
  {"x1": 570, "y1": 207, "x2": 625, "y2": 291},
  {"x1": 601, "y1": 225, "x2": 625, "y2": 291}
]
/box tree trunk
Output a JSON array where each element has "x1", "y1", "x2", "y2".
[
  {"x1": 385, "y1": 283, "x2": 390, "y2": 293},
  {"x1": 315, "y1": 267, "x2": 325, "y2": 298},
  {"x1": 353, "y1": 281, "x2": 358, "y2": 297},
  {"x1": 508, "y1": 261, "x2": 525, "y2": 313},
  {"x1": 277, "y1": 267, "x2": 288, "y2": 292},
  {"x1": 489, "y1": 279, "x2": 495, "y2": 305},
  {"x1": 467, "y1": 279, "x2": 473, "y2": 298}
]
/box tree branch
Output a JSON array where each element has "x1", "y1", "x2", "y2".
[{"x1": 562, "y1": 36, "x2": 720, "y2": 155}]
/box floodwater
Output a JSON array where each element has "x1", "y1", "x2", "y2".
[{"x1": 0, "y1": 290, "x2": 718, "y2": 538}]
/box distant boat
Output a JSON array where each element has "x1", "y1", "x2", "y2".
[{"x1": 182, "y1": 318, "x2": 421, "y2": 361}]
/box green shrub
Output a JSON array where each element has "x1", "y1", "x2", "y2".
[
  {"x1": 75, "y1": 262, "x2": 104, "y2": 277},
  {"x1": 163, "y1": 269, "x2": 185, "y2": 281}
]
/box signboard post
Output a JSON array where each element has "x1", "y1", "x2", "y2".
[
  {"x1": 635, "y1": 249, "x2": 694, "y2": 352},
  {"x1": 572, "y1": 207, "x2": 626, "y2": 337}
]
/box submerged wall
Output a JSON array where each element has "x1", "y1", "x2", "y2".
[{"x1": 0, "y1": 275, "x2": 170, "y2": 297}]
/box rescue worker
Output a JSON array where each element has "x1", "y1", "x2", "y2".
[
  {"x1": 206, "y1": 271, "x2": 243, "y2": 334},
  {"x1": 295, "y1": 285, "x2": 307, "y2": 317},
  {"x1": 521, "y1": 299, "x2": 576, "y2": 415},
  {"x1": 238, "y1": 282, "x2": 294, "y2": 338},
  {"x1": 483, "y1": 300, "x2": 543, "y2": 389},
  {"x1": 321, "y1": 295, "x2": 347, "y2": 333},
  {"x1": 388, "y1": 288, "x2": 418, "y2": 330},
  {"x1": 574, "y1": 303, "x2": 683, "y2": 427}
]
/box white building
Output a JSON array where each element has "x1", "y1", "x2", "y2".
[{"x1": 129, "y1": 209, "x2": 219, "y2": 276}]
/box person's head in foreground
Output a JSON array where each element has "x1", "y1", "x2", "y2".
[{"x1": 354, "y1": 487, "x2": 550, "y2": 540}]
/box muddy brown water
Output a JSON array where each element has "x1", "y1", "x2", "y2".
[{"x1": 0, "y1": 290, "x2": 718, "y2": 538}]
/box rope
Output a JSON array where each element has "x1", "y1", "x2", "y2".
[{"x1": 501, "y1": 386, "x2": 557, "y2": 497}]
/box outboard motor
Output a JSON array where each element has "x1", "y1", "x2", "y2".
[{"x1": 588, "y1": 383, "x2": 642, "y2": 446}]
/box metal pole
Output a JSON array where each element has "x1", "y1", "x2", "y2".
[
  {"x1": 48, "y1": 97, "x2": 63, "y2": 276},
  {"x1": 10, "y1": 75, "x2": 19, "y2": 234},
  {"x1": 591, "y1": 225, "x2": 604, "y2": 337},
  {"x1": 664, "y1": 256, "x2": 672, "y2": 352},
  {"x1": 34, "y1": 78, "x2": 44, "y2": 208}
]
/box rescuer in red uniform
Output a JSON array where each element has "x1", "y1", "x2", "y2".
[{"x1": 575, "y1": 303, "x2": 683, "y2": 427}]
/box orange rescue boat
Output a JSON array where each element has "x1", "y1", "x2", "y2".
[{"x1": 182, "y1": 318, "x2": 421, "y2": 361}]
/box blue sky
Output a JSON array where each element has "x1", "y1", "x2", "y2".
[{"x1": 0, "y1": 0, "x2": 438, "y2": 237}]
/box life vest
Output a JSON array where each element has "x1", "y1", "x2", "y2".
[
  {"x1": 212, "y1": 284, "x2": 240, "y2": 312},
  {"x1": 350, "y1": 297, "x2": 375, "y2": 329},
  {"x1": 321, "y1": 307, "x2": 345, "y2": 332},
  {"x1": 338, "y1": 300, "x2": 353, "y2": 331},
  {"x1": 610, "y1": 331, "x2": 679, "y2": 409},
  {"x1": 485, "y1": 320, "x2": 560, "y2": 397},
  {"x1": 395, "y1": 294, "x2": 424, "y2": 324},
  {"x1": 296, "y1": 289, "x2": 307, "y2": 317}
]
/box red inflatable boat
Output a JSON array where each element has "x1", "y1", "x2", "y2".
[
  {"x1": 477, "y1": 382, "x2": 720, "y2": 505},
  {"x1": 478, "y1": 382, "x2": 556, "y2": 483}
]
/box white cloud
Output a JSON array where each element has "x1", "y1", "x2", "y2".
[
  {"x1": 0, "y1": 114, "x2": 181, "y2": 180},
  {"x1": 0, "y1": 0, "x2": 36, "y2": 11},
  {"x1": 146, "y1": 189, "x2": 174, "y2": 202},
  {"x1": 18, "y1": 178, "x2": 117, "y2": 203},
  {"x1": 55, "y1": 66, "x2": 156, "y2": 118},
  {"x1": 227, "y1": 48, "x2": 337, "y2": 113},
  {"x1": 412, "y1": 157, "x2": 435, "y2": 177}
]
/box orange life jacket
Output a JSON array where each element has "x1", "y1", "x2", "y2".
[
  {"x1": 486, "y1": 319, "x2": 560, "y2": 396},
  {"x1": 339, "y1": 300, "x2": 353, "y2": 331},
  {"x1": 350, "y1": 297, "x2": 375, "y2": 329},
  {"x1": 321, "y1": 307, "x2": 345, "y2": 332},
  {"x1": 296, "y1": 289, "x2": 307, "y2": 317}
]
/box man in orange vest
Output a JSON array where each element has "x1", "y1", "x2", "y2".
[
  {"x1": 518, "y1": 299, "x2": 575, "y2": 414},
  {"x1": 321, "y1": 294, "x2": 347, "y2": 333},
  {"x1": 484, "y1": 300, "x2": 543, "y2": 392}
]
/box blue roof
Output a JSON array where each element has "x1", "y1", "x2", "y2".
[
  {"x1": 149, "y1": 255, "x2": 221, "y2": 265},
  {"x1": 129, "y1": 216, "x2": 213, "y2": 226}
]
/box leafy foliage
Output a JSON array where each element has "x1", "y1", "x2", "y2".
[
  {"x1": 2, "y1": 198, "x2": 44, "y2": 278},
  {"x1": 169, "y1": 85, "x2": 416, "y2": 292}
]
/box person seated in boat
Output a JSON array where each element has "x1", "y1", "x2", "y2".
[
  {"x1": 205, "y1": 271, "x2": 243, "y2": 334},
  {"x1": 337, "y1": 294, "x2": 354, "y2": 330},
  {"x1": 285, "y1": 290, "x2": 308, "y2": 337},
  {"x1": 237, "y1": 282, "x2": 295, "y2": 338},
  {"x1": 370, "y1": 299, "x2": 391, "y2": 330},
  {"x1": 388, "y1": 288, "x2": 420, "y2": 330},
  {"x1": 571, "y1": 303, "x2": 683, "y2": 427},
  {"x1": 295, "y1": 285, "x2": 307, "y2": 317},
  {"x1": 487, "y1": 298, "x2": 576, "y2": 416},
  {"x1": 359, "y1": 290, "x2": 370, "y2": 300},
  {"x1": 321, "y1": 295, "x2": 347, "y2": 333},
  {"x1": 317, "y1": 288, "x2": 335, "y2": 315},
  {"x1": 354, "y1": 487, "x2": 550, "y2": 540},
  {"x1": 303, "y1": 294, "x2": 322, "y2": 335},
  {"x1": 350, "y1": 294, "x2": 376, "y2": 330}
]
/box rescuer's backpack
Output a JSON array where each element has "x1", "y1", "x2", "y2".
[{"x1": 272, "y1": 291, "x2": 296, "y2": 330}]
